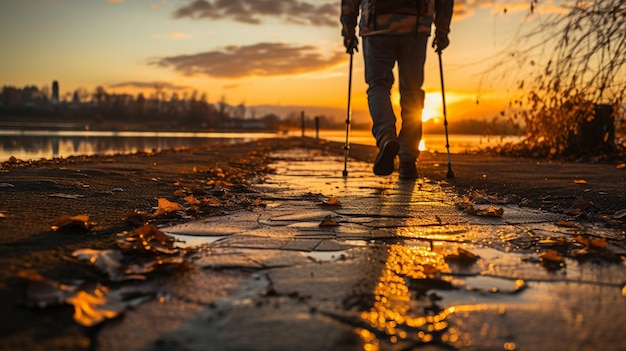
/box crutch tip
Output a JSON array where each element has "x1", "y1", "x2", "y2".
[
  {"x1": 446, "y1": 170, "x2": 455, "y2": 178},
  {"x1": 342, "y1": 170, "x2": 348, "y2": 177}
]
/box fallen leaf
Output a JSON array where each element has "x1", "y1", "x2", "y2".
[
  {"x1": 72, "y1": 249, "x2": 124, "y2": 281},
  {"x1": 51, "y1": 214, "x2": 93, "y2": 231},
  {"x1": 184, "y1": 195, "x2": 201, "y2": 205},
  {"x1": 201, "y1": 197, "x2": 221, "y2": 207},
  {"x1": 573, "y1": 179, "x2": 587, "y2": 184},
  {"x1": 555, "y1": 220, "x2": 579, "y2": 228},
  {"x1": 152, "y1": 198, "x2": 185, "y2": 217},
  {"x1": 574, "y1": 235, "x2": 590, "y2": 246},
  {"x1": 460, "y1": 204, "x2": 504, "y2": 217},
  {"x1": 118, "y1": 224, "x2": 177, "y2": 254},
  {"x1": 317, "y1": 197, "x2": 341, "y2": 206},
  {"x1": 319, "y1": 215, "x2": 340, "y2": 227},
  {"x1": 466, "y1": 189, "x2": 514, "y2": 204},
  {"x1": 575, "y1": 235, "x2": 607, "y2": 249},
  {"x1": 540, "y1": 250, "x2": 564, "y2": 263},
  {"x1": 538, "y1": 237, "x2": 567, "y2": 247},
  {"x1": 616, "y1": 163, "x2": 625, "y2": 170},
  {"x1": 590, "y1": 237, "x2": 608, "y2": 248},
  {"x1": 519, "y1": 198, "x2": 533, "y2": 206},
  {"x1": 67, "y1": 287, "x2": 124, "y2": 327}
]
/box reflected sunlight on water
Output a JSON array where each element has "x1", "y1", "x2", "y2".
[
  {"x1": 358, "y1": 244, "x2": 467, "y2": 350},
  {"x1": 0, "y1": 130, "x2": 282, "y2": 161},
  {"x1": 0, "y1": 128, "x2": 522, "y2": 162},
  {"x1": 318, "y1": 129, "x2": 523, "y2": 154}
]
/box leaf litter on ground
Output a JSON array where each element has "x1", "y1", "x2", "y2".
[
  {"x1": 457, "y1": 189, "x2": 508, "y2": 217},
  {"x1": 319, "y1": 215, "x2": 340, "y2": 227},
  {"x1": 51, "y1": 214, "x2": 93, "y2": 231}
]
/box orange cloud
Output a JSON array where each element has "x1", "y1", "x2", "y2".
[
  {"x1": 109, "y1": 81, "x2": 190, "y2": 91},
  {"x1": 152, "y1": 42, "x2": 345, "y2": 79},
  {"x1": 172, "y1": 0, "x2": 337, "y2": 27},
  {"x1": 151, "y1": 32, "x2": 191, "y2": 39}
]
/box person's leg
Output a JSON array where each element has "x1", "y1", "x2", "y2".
[
  {"x1": 397, "y1": 33, "x2": 428, "y2": 164},
  {"x1": 363, "y1": 35, "x2": 398, "y2": 145}
]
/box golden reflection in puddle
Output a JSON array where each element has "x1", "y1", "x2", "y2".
[{"x1": 359, "y1": 244, "x2": 464, "y2": 350}]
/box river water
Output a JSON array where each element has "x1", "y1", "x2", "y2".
[{"x1": 0, "y1": 129, "x2": 521, "y2": 162}]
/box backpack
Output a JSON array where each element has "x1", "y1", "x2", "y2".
[{"x1": 370, "y1": 0, "x2": 424, "y2": 16}]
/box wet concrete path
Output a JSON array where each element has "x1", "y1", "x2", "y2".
[{"x1": 97, "y1": 148, "x2": 626, "y2": 351}]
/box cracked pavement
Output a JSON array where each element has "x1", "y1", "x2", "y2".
[{"x1": 91, "y1": 148, "x2": 626, "y2": 351}]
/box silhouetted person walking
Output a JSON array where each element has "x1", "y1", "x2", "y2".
[{"x1": 341, "y1": 0, "x2": 454, "y2": 179}]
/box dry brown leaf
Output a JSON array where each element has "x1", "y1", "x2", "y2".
[
  {"x1": 51, "y1": 214, "x2": 93, "y2": 231},
  {"x1": 540, "y1": 250, "x2": 564, "y2": 263},
  {"x1": 201, "y1": 197, "x2": 221, "y2": 207},
  {"x1": 67, "y1": 287, "x2": 124, "y2": 327},
  {"x1": 616, "y1": 163, "x2": 625, "y2": 170},
  {"x1": 590, "y1": 237, "x2": 608, "y2": 248},
  {"x1": 575, "y1": 235, "x2": 607, "y2": 249},
  {"x1": 574, "y1": 235, "x2": 590, "y2": 247},
  {"x1": 319, "y1": 215, "x2": 340, "y2": 227},
  {"x1": 573, "y1": 179, "x2": 587, "y2": 184},
  {"x1": 539, "y1": 237, "x2": 567, "y2": 247},
  {"x1": 173, "y1": 189, "x2": 186, "y2": 197},
  {"x1": 153, "y1": 198, "x2": 185, "y2": 217},
  {"x1": 461, "y1": 204, "x2": 504, "y2": 217},
  {"x1": 555, "y1": 220, "x2": 579, "y2": 228},
  {"x1": 317, "y1": 197, "x2": 341, "y2": 206},
  {"x1": 119, "y1": 224, "x2": 177, "y2": 254},
  {"x1": 184, "y1": 195, "x2": 200, "y2": 205},
  {"x1": 467, "y1": 189, "x2": 513, "y2": 204}
]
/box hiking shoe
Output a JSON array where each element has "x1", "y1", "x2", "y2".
[
  {"x1": 399, "y1": 161, "x2": 418, "y2": 180},
  {"x1": 373, "y1": 134, "x2": 399, "y2": 176}
]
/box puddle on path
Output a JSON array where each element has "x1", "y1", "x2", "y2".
[{"x1": 167, "y1": 233, "x2": 228, "y2": 248}]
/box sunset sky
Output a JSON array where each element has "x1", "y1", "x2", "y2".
[{"x1": 0, "y1": 0, "x2": 564, "y2": 124}]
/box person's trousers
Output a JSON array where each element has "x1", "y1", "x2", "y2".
[{"x1": 363, "y1": 33, "x2": 428, "y2": 162}]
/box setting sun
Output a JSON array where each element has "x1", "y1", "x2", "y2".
[
  {"x1": 422, "y1": 92, "x2": 442, "y2": 122},
  {"x1": 390, "y1": 91, "x2": 447, "y2": 123}
]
